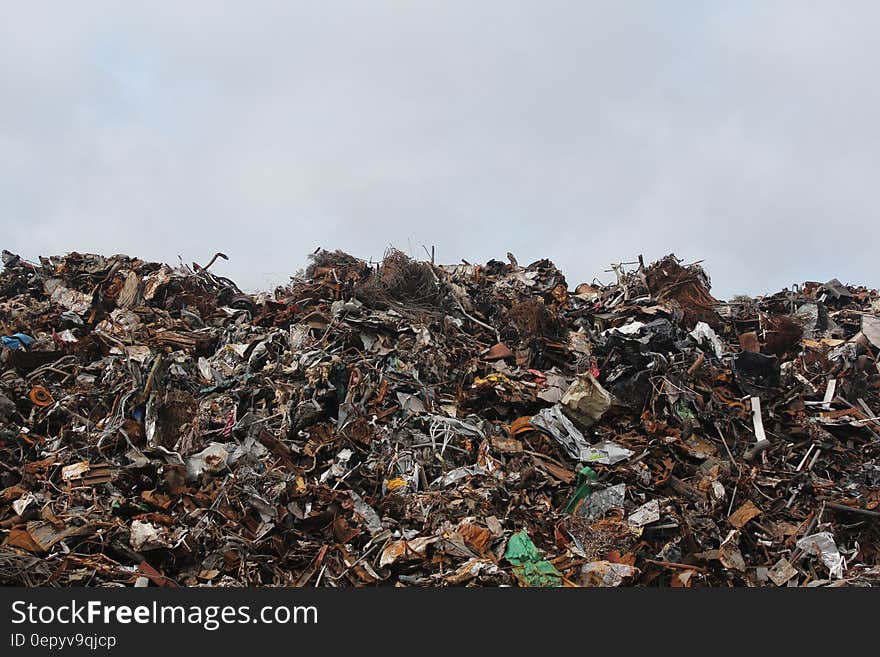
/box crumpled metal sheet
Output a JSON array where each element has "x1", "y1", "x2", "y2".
[
  {"x1": 43, "y1": 278, "x2": 93, "y2": 315},
  {"x1": 797, "y1": 532, "x2": 845, "y2": 579},
  {"x1": 349, "y1": 491, "x2": 384, "y2": 535},
  {"x1": 863, "y1": 314, "x2": 880, "y2": 350},
  {"x1": 431, "y1": 464, "x2": 486, "y2": 488},
  {"x1": 576, "y1": 483, "x2": 626, "y2": 521},
  {"x1": 628, "y1": 499, "x2": 661, "y2": 528},
  {"x1": 560, "y1": 373, "x2": 612, "y2": 428},
  {"x1": 581, "y1": 561, "x2": 640, "y2": 587},
  {"x1": 530, "y1": 405, "x2": 632, "y2": 465}
]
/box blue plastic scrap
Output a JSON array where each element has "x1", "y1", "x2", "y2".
[{"x1": 1, "y1": 333, "x2": 34, "y2": 350}]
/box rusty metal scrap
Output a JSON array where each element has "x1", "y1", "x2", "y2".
[{"x1": 1, "y1": 247, "x2": 879, "y2": 587}]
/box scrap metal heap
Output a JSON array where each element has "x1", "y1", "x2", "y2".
[{"x1": 1, "y1": 248, "x2": 880, "y2": 587}]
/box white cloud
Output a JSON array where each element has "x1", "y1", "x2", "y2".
[{"x1": 2, "y1": 2, "x2": 878, "y2": 297}]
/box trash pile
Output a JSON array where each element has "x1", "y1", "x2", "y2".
[{"x1": 1, "y1": 247, "x2": 879, "y2": 587}]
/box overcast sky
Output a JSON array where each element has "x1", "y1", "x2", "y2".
[{"x1": 2, "y1": 2, "x2": 878, "y2": 298}]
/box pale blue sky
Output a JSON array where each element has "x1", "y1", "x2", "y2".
[{"x1": 2, "y1": 2, "x2": 877, "y2": 297}]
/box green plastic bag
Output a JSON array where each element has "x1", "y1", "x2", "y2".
[
  {"x1": 563, "y1": 466, "x2": 598, "y2": 514},
  {"x1": 504, "y1": 531, "x2": 562, "y2": 587}
]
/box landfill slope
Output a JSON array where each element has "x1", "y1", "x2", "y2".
[{"x1": 1, "y1": 248, "x2": 879, "y2": 587}]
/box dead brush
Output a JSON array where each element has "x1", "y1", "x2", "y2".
[
  {"x1": 504, "y1": 298, "x2": 565, "y2": 341},
  {"x1": 305, "y1": 249, "x2": 370, "y2": 283},
  {"x1": 355, "y1": 249, "x2": 445, "y2": 309}
]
